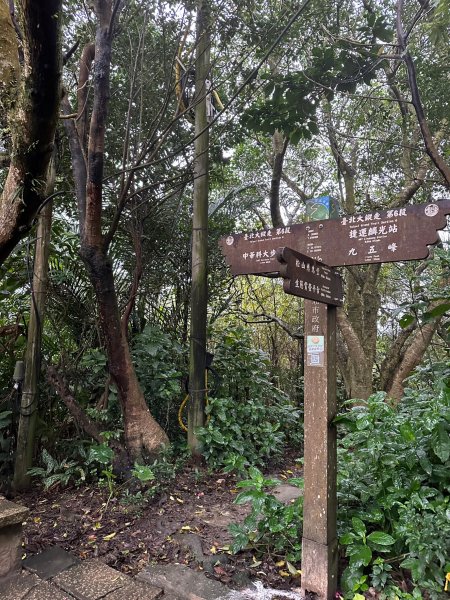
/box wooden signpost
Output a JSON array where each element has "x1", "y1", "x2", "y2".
[
  {"x1": 219, "y1": 200, "x2": 450, "y2": 600},
  {"x1": 277, "y1": 246, "x2": 341, "y2": 597}
]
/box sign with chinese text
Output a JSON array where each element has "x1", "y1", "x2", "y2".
[
  {"x1": 277, "y1": 247, "x2": 344, "y2": 306},
  {"x1": 220, "y1": 200, "x2": 450, "y2": 275},
  {"x1": 307, "y1": 335, "x2": 325, "y2": 353}
]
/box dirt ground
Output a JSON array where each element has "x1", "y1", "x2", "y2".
[{"x1": 14, "y1": 460, "x2": 304, "y2": 592}]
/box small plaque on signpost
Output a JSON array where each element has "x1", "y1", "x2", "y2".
[
  {"x1": 306, "y1": 335, "x2": 325, "y2": 367},
  {"x1": 277, "y1": 247, "x2": 344, "y2": 306}
]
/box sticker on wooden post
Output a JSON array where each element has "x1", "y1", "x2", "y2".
[{"x1": 306, "y1": 335, "x2": 325, "y2": 367}]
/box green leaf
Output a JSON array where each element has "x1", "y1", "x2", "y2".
[
  {"x1": 88, "y1": 443, "x2": 114, "y2": 465},
  {"x1": 432, "y1": 422, "x2": 450, "y2": 463},
  {"x1": 352, "y1": 517, "x2": 366, "y2": 536},
  {"x1": 248, "y1": 466, "x2": 263, "y2": 483},
  {"x1": 340, "y1": 532, "x2": 355, "y2": 545},
  {"x1": 400, "y1": 557, "x2": 421, "y2": 581},
  {"x1": 423, "y1": 302, "x2": 450, "y2": 321},
  {"x1": 0, "y1": 410, "x2": 12, "y2": 428},
  {"x1": 419, "y1": 454, "x2": 433, "y2": 475},
  {"x1": 348, "y1": 544, "x2": 372, "y2": 568},
  {"x1": 42, "y1": 449, "x2": 57, "y2": 474},
  {"x1": 367, "y1": 531, "x2": 395, "y2": 546},
  {"x1": 399, "y1": 422, "x2": 416, "y2": 442},
  {"x1": 234, "y1": 490, "x2": 264, "y2": 505},
  {"x1": 399, "y1": 313, "x2": 415, "y2": 328},
  {"x1": 288, "y1": 129, "x2": 301, "y2": 145},
  {"x1": 131, "y1": 463, "x2": 155, "y2": 482}
]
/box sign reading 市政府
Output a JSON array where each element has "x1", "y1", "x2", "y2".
[{"x1": 219, "y1": 200, "x2": 450, "y2": 275}]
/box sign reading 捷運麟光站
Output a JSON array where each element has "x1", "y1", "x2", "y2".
[{"x1": 220, "y1": 200, "x2": 450, "y2": 275}]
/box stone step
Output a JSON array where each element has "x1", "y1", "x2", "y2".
[
  {"x1": 2, "y1": 548, "x2": 167, "y2": 600},
  {"x1": 138, "y1": 564, "x2": 238, "y2": 600}
]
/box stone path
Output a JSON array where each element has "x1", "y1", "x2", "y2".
[
  {"x1": 1, "y1": 547, "x2": 245, "y2": 600},
  {"x1": 1, "y1": 547, "x2": 303, "y2": 600},
  {"x1": 2, "y1": 548, "x2": 164, "y2": 600}
]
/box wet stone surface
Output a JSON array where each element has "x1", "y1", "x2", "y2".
[
  {"x1": 138, "y1": 564, "x2": 232, "y2": 600},
  {"x1": 0, "y1": 497, "x2": 29, "y2": 528},
  {"x1": 23, "y1": 546, "x2": 79, "y2": 580},
  {"x1": 1, "y1": 572, "x2": 41, "y2": 600},
  {"x1": 25, "y1": 580, "x2": 73, "y2": 600},
  {"x1": 102, "y1": 579, "x2": 163, "y2": 600},
  {"x1": 53, "y1": 559, "x2": 129, "y2": 600},
  {"x1": 271, "y1": 484, "x2": 303, "y2": 504}
]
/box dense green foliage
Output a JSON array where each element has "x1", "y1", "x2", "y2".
[
  {"x1": 198, "y1": 325, "x2": 301, "y2": 469},
  {"x1": 337, "y1": 364, "x2": 450, "y2": 599},
  {"x1": 132, "y1": 326, "x2": 184, "y2": 437},
  {"x1": 229, "y1": 362, "x2": 450, "y2": 599},
  {"x1": 230, "y1": 466, "x2": 303, "y2": 563}
]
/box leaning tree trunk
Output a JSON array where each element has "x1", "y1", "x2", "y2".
[
  {"x1": 0, "y1": 0, "x2": 62, "y2": 266},
  {"x1": 63, "y1": 1, "x2": 168, "y2": 461},
  {"x1": 83, "y1": 247, "x2": 168, "y2": 459}
]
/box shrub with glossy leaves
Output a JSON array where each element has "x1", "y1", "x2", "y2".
[
  {"x1": 198, "y1": 325, "x2": 301, "y2": 470},
  {"x1": 337, "y1": 361, "x2": 450, "y2": 598}
]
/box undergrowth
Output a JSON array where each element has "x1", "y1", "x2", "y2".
[
  {"x1": 198, "y1": 325, "x2": 301, "y2": 470},
  {"x1": 229, "y1": 361, "x2": 450, "y2": 599}
]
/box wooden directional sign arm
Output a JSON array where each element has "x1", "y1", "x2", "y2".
[
  {"x1": 275, "y1": 247, "x2": 289, "y2": 291},
  {"x1": 220, "y1": 200, "x2": 450, "y2": 274},
  {"x1": 276, "y1": 247, "x2": 344, "y2": 306}
]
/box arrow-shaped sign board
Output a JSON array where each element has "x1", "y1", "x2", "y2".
[
  {"x1": 277, "y1": 247, "x2": 344, "y2": 306},
  {"x1": 220, "y1": 200, "x2": 450, "y2": 275}
]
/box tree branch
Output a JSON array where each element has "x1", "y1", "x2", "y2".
[{"x1": 396, "y1": 0, "x2": 450, "y2": 187}]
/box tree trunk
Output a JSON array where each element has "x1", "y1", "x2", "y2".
[
  {"x1": 62, "y1": 2, "x2": 169, "y2": 461},
  {"x1": 396, "y1": 0, "x2": 450, "y2": 187},
  {"x1": 188, "y1": 0, "x2": 210, "y2": 458},
  {"x1": 82, "y1": 246, "x2": 169, "y2": 460},
  {"x1": 270, "y1": 131, "x2": 288, "y2": 228},
  {"x1": 386, "y1": 318, "x2": 441, "y2": 402},
  {"x1": 0, "y1": 0, "x2": 62, "y2": 265},
  {"x1": 46, "y1": 365, "x2": 126, "y2": 463},
  {"x1": 13, "y1": 163, "x2": 54, "y2": 491}
]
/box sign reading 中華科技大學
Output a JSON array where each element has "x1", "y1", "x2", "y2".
[{"x1": 220, "y1": 200, "x2": 450, "y2": 275}]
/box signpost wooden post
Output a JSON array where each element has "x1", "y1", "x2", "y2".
[
  {"x1": 301, "y1": 299, "x2": 337, "y2": 599},
  {"x1": 277, "y1": 245, "x2": 342, "y2": 598},
  {"x1": 219, "y1": 199, "x2": 450, "y2": 600}
]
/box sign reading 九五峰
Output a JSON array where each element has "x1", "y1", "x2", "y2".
[{"x1": 220, "y1": 200, "x2": 450, "y2": 275}]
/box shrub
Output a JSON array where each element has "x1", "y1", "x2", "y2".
[
  {"x1": 229, "y1": 361, "x2": 450, "y2": 599},
  {"x1": 132, "y1": 325, "x2": 184, "y2": 437},
  {"x1": 229, "y1": 466, "x2": 303, "y2": 563},
  {"x1": 197, "y1": 325, "x2": 301, "y2": 470},
  {"x1": 337, "y1": 361, "x2": 450, "y2": 598}
]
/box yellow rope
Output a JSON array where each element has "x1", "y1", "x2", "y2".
[
  {"x1": 178, "y1": 370, "x2": 210, "y2": 432},
  {"x1": 212, "y1": 89, "x2": 224, "y2": 111},
  {"x1": 178, "y1": 393, "x2": 189, "y2": 432},
  {"x1": 175, "y1": 24, "x2": 223, "y2": 120}
]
